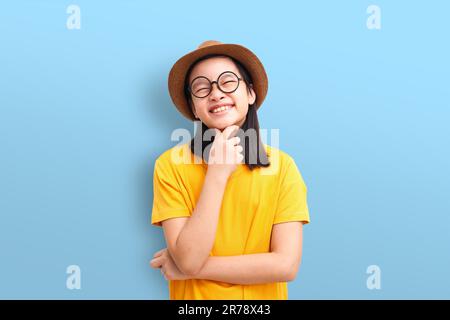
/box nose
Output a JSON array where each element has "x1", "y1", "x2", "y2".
[{"x1": 209, "y1": 82, "x2": 226, "y2": 102}]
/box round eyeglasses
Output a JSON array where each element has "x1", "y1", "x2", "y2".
[{"x1": 188, "y1": 71, "x2": 243, "y2": 99}]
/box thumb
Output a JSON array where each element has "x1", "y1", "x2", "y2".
[
  {"x1": 222, "y1": 125, "x2": 240, "y2": 140},
  {"x1": 214, "y1": 128, "x2": 221, "y2": 138}
]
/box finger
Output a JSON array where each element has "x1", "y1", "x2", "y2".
[
  {"x1": 222, "y1": 125, "x2": 240, "y2": 140},
  {"x1": 153, "y1": 248, "x2": 166, "y2": 258},
  {"x1": 235, "y1": 145, "x2": 243, "y2": 153},
  {"x1": 161, "y1": 268, "x2": 168, "y2": 281},
  {"x1": 150, "y1": 257, "x2": 163, "y2": 268},
  {"x1": 212, "y1": 128, "x2": 222, "y2": 141},
  {"x1": 229, "y1": 136, "x2": 241, "y2": 146}
]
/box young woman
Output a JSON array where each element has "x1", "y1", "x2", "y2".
[{"x1": 150, "y1": 40, "x2": 310, "y2": 300}]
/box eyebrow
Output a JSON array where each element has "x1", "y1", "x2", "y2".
[{"x1": 190, "y1": 71, "x2": 241, "y2": 82}]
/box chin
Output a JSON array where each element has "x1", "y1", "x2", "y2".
[{"x1": 212, "y1": 119, "x2": 239, "y2": 130}]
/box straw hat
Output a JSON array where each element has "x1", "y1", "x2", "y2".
[{"x1": 168, "y1": 40, "x2": 268, "y2": 121}]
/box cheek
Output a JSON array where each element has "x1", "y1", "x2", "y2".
[
  {"x1": 234, "y1": 91, "x2": 251, "y2": 108},
  {"x1": 193, "y1": 101, "x2": 209, "y2": 115},
  {"x1": 234, "y1": 99, "x2": 249, "y2": 114}
]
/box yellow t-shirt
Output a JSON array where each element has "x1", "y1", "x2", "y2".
[{"x1": 151, "y1": 142, "x2": 310, "y2": 300}]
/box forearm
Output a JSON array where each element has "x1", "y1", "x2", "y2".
[
  {"x1": 173, "y1": 170, "x2": 228, "y2": 275},
  {"x1": 192, "y1": 252, "x2": 292, "y2": 285}
]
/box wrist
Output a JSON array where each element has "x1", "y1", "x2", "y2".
[
  {"x1": 205, "y1": 168, "x2": 229, "y2": 185},
  {"x1": 189, "y1": 267, "x2": 202, "y2": 280}
]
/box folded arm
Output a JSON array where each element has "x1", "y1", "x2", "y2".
[
  {"x1": 192, "y1": 221, "x2": 304, "y2": 285},
  {"x1": 162, "y1": 172, "x2": 229, "y2": 276}
]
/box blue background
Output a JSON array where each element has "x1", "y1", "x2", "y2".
[{"x1": 1, "y1": 0, "x2": 449, "y2": 299}]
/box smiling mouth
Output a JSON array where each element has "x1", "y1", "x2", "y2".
[{"x1": 209, "y1": 104, "x2": 235, "y2": 115}]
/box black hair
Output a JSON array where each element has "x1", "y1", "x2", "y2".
[{"x1": 185, "y1": 54, "x2": 270, "y2": 170}]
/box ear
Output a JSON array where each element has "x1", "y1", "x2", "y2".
[
  {"x1": 247, "y1": 84, "x2": 256, "y2": 105},
  {"x1": 248, "y1": 85, "x2": 256, "y2": 105},
  {"x1": 189, "y1": 100, "x2": 199, "y2": 119}
]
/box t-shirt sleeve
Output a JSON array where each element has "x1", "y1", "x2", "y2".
[
  {"x1": 273, "y1": 156, "x2": 310, "y2": 225},
  {"x1": 151, "y1": 158, "x2": 191, "y2": 227}
]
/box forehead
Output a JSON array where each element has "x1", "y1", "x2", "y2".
[{"x1": 189, "y1": 56, "x2": 240, "y2": 82}]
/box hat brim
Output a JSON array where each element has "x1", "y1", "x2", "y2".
[{"x1": 168, "y1": 43, "x2": 268, "y2": 121}]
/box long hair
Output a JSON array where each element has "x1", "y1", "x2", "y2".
[{"x1": 185, "y1": 54, "x2": 270, "y2": 170}]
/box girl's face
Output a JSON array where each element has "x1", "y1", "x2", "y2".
[{"x1": 188, "y1": 56, "x2": 256, "y2": 130}]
